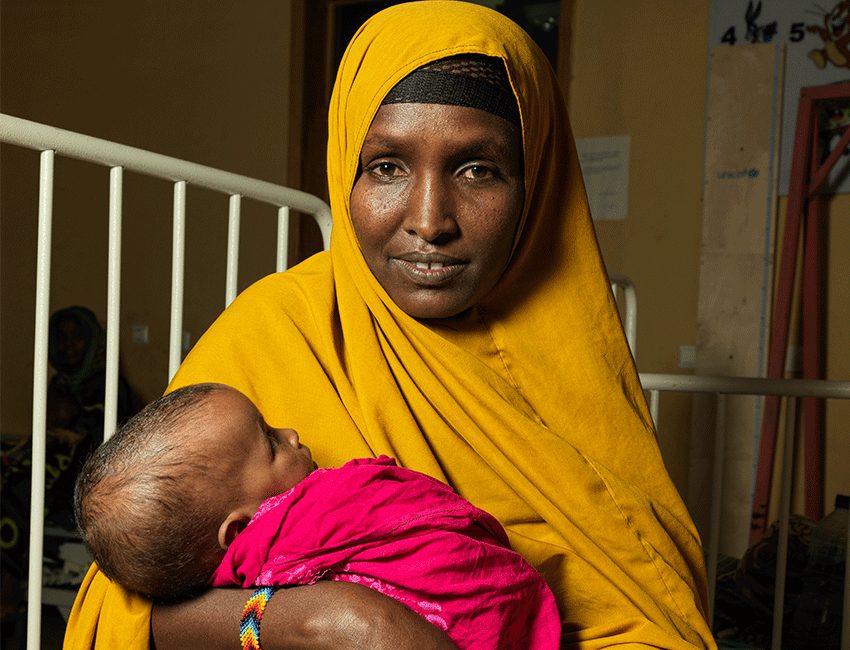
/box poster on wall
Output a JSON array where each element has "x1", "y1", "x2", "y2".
[
  {"x1": 576, "y1": 136, "x2": 630, "y2": 221},
  {"x1": 709, "y1": 0, "x2": 850, "y2": 194}
]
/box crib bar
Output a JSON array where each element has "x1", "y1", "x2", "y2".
[
  {"x1": 841, "y1": 508, "x2": 850, "y2": 650},
  {"x1": 0, "y1": 114, "x2": 333, "y2": 246},
  {"x1": 169, "y1": 181, "x2": 186, "y2": 381},
  {"x1": 706, "y1": 393, "x2": 726, "y2": 625},
  {"x1": 277, "y1": 206, "x2": 290, "y2": 273},
  {"x1": 771, "y1": 397, "x2": 797, "y2": 649},
  {"x1": 648, "y1": 389, "x2": 660, "y2": 429},
  {"x1": 620, "y1": 283, "x2": 637, "y2": 358},
  {"x1": 27, "y1": 150, "x2": 55, "y2": 648},
  {"x1": 103, "y1": 167, "x2": 123, "y2": 441},
  {"x1": 226, "y1": 195, "x2": 241, "y2": 307},
  {"x1": 639, "y1": 373, "x2": 850, "y2": 399},
  {"x1": 609, "y1": 275, "x2": 637, "y2": 359}
]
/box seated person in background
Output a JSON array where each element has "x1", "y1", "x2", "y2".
[
  {"x1": 74, "y1": 383, "x2": 561, "y2": 650},
  {"x1": 3, "y1": 306, "x2": 134, "y2": 517},
  {"x1": 1, "y1": 306, "x2": 135, "y2": 629},
  {"x1": 45, "y1": 306, "x2": 135, "y2": 442}
]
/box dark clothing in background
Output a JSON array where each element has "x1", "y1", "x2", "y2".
[{"x1": 1, "y1": 306, "x2": 135, "y2": 578}]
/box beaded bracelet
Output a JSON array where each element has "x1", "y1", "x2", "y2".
[{"x1": 239, "y1": 586, "x2": 278, "y2": 650}]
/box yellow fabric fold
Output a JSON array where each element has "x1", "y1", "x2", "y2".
[
  {"x1": 65, "y1": 2, "x2": 714, "y2": 647},
  {"x1": 64, "y1": 562, "x2": 151, "y2": 649}
]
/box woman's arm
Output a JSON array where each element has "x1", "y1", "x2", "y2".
[{"x1": 152, "y1": 582, "x2": 456, "y2": 650}]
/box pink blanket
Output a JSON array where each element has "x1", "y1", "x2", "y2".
[{"x1": 211, "y1": 456, "x2": 560, "y2": 648}]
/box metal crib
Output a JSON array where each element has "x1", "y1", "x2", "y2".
[
  {"x1": 1, "y1": 112, "x2": 331, "y2": 649},
  {"x1": 2, "y1": 113, "x2": 849, "y2": 650}
]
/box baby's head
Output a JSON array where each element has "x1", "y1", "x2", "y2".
[{"x1": 74, "y1": 383, "x2": 314, "y2": 600}]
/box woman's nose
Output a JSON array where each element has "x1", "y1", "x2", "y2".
[{"x1": 404, "y1": 174, "x2": 459, "y2": 243}]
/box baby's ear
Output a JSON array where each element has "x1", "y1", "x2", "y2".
[{"x1": 218, "y1": 511, "x2": 252, "y2": 550}]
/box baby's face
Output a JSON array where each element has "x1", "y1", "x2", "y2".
[{"x1": 201, "y1": 386, "x2": 315, "y2": 514}]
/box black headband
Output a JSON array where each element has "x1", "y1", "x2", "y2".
[{"x1": 382, "y1": 56, "x2": 521, "y2": 127}]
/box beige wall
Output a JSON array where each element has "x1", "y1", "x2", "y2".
[
  {"x1": 2, "y1": 0, "x2": 847, "y2": 538},
  {"x1": 1, "y1": 1, "x2": 294, "y2": 432}
]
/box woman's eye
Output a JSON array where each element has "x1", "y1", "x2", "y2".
[
  {"x1": 368, "y1": 161, "x2": 402, "y2": 179},
  {"x1": 462, "y1": 165, "x2": 495, "y2": 180}
]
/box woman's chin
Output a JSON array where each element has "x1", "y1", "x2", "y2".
[{"x1": 382, "y1": 283, "x2": 479, "y2": 320}]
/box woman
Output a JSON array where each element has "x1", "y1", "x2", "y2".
[
  {"x1": 2, "y1": 307, "x2": 133, "y2": 630},
  {"x1": 65, "y1": 2, "x2": 714, "y2": 648},
  {"x1": 3, "y1": 307, "x2": 119, "y2": 526},
  {"x1": 45, "y1": 306, "x2": 134, "y2": 449}
]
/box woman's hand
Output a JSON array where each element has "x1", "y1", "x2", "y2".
[{"x1": 151, "y1": 582, "x2": 457, "y2": 649}]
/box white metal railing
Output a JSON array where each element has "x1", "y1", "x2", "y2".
[
  {"x1": 639, "y1": 372, "x2": 850, "y2": 649},
  {"x1": 0, "y1": 113, "x2": 332, "y2": 650},
  {"x1": 609, "y1": 274, "x2": 637, "y2": 359},
  {"x1": 612, "y1": 278, "x2": 850, "y2": 646}
]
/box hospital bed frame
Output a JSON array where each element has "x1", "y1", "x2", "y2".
[{"x1": 2, "y1": 113, "x2": 848, "y2": 650}]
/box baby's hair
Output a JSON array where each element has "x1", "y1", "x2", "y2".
[{"x1": 74, "y1": 382, "x2": 229, "y2": 600}]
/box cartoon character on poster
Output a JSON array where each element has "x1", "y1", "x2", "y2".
[
  {"x1": 806, "y1": 0, "x2": 850, "y2": 69},
  {"x1": 710, "y1": 0, "x2": 850, "y2": 194}
]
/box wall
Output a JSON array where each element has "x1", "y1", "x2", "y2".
[{"x1": 1, "y1": 1, "x2": 295, "y2": 434}]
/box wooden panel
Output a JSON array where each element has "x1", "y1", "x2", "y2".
[{"x1": 688, "y1": 43, "x2": 783, "y2": 559}]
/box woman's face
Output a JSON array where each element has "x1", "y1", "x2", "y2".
[
  {"x1": 350, "y1": 102, "x2": 524, "y2": 319},
  {"x1": 56, "y1": 316, "x2": 88, "y2": 369}
]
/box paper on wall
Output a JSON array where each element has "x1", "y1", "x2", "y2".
[{"x1": 576, "y1": 135, "x2": 630, "y2": 220}]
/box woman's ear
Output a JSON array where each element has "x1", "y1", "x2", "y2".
[{"x1": 218, "y1": 511, "x2": 252, "y2": 550}]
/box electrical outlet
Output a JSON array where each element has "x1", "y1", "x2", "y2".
[
  {"x1": 679, "y1": 345, "x2": 696, "y2": 369},
  {"x1": 131, "y1": 324, "x2": 149, "y2": 344}
]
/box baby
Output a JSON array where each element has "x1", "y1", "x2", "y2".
[{"x1": 74, "y1": 383, "x2": 560, "y2": 649}]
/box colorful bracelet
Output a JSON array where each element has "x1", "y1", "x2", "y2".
[{"x1": 239, "y1": 586, "x2": 278, "y2": 650}]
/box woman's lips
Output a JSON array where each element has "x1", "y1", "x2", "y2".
[{"x1": 392, "y1": 256, "x2": 465, "y2": 285}]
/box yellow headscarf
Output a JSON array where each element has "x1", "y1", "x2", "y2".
[{"x1": 65, "y1": 2, "x2": 713, "y2": 648}]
